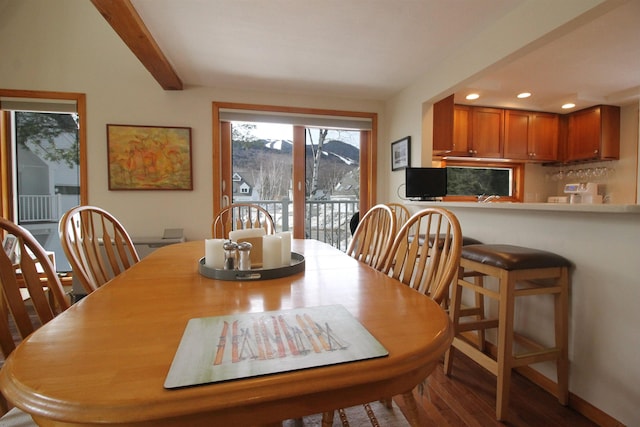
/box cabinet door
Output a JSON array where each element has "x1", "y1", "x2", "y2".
[
  {"x1": 453, "y1": 105, "x2": 471, "y2": 155},
  {"x1": 567, "y1": 107, "x2": 601, "y2": 161},
  {"x1": 471, "y1": 107, "x2": 503, "y2": 158},
  {"x1": 530, "y1": 112, "x2": 559, "y2": 161},
  {"x1": 504, "y1": 110, "x2": 531, "y2": 160},
  {"x1": 433, "y1": 95, "x2": 454, "y2": 154}
]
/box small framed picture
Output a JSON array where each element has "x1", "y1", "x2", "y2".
[
  {"x1": 391, "y1": 136, "x2": 411, "y2": 171},
  {"x1": 3, "y1": 234, "x2": 18, "y2": 264}
]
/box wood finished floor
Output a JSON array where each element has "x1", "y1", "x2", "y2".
[{"x1": 396, "y1": 353, "x2": 598, "y2": 427}]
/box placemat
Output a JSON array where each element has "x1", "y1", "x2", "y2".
[{"x1": 164, "y1": 304, "x2": 388, "y2": 389}]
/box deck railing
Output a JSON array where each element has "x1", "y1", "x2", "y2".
[
  {"x1": 238, "y1": 198, "x2": 359, "y2": 251},
  {"x1": 18, "y1": 194, "x2": 61, "y2": 223},
  {"x1": 19, "y1": 195, "x2": 360, "y2": 252}
]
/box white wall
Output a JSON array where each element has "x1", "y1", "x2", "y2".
[{"x1": 0, "y1": 0, "x2": 384, "y2": 241}]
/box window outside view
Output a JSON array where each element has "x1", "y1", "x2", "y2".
[
  {"x1": 13, "y1": 111, "x2": 81, "y2": 271},
  {"x1": 446, "y1": 166, "x2": 512, "y2": 198},
  {"x1": 231, "y1": 122, "x2": 360, "y2": 250}
]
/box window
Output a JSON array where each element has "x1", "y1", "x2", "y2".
[
  {"x1": 1, "y1": 89, "x2": 87, "y2": 271},
  {"x1": 442, "y1": 161, "x2": 523, "y2": 202},
  {"x1": 213, "y1": 102, "x2": 377, "y2": 244}
]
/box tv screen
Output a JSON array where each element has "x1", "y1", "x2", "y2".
[{"x1": 405, "y1": 167, "x2": 447, "y2": 200}]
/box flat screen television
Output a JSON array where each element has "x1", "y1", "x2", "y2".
[{"x1": 405, "y1": 167, "x2": 447, "y2": 200}]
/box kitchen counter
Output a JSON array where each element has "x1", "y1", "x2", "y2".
[
  {"x1": 402, "y1": 199, "x2": 640, "y2": 426},
  {"x1": 406, "y1": 201, "x2": 640, "y2": 214}
]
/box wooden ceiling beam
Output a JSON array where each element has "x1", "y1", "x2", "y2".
[{"x1": 91, "y1": 0, "x2": 183, "y2": 90}]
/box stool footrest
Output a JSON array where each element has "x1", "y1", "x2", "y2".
[
  {"x1": 457, "y1": 318, "x2": 499, "y2": 332},
  {"x1": 514, "y1": 285, "x2": 563, "y2": 296},
  {"x1": 459, "y1": 305, "x2": 483, "y2": 317},
  {"x1": 452, "y1": 337, "x2": 498, "y2": 376},
  {"x1": 457, "y1": 279, "x2": 499, "y2": 299},
  {"x1": 513, "y1": 349, "x2": 561, "y2": 367}
]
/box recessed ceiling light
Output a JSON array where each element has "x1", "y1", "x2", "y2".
[
  {"x1": 562, "y1": 103, "x2": 576, "y2": 109},
  {"x1": 465, "y1": 93, "x2": 480, "y2": 100},
  {"x1": 517, "y1": 92, "x2": 531, "y2": 99}
]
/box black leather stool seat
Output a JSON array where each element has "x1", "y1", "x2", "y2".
[
  {"x1": 411, "y1": 234, "x2": 481, "y2": 247},
  {"x1": 461, "y1": 244, "x2": 571, "y2": 271}
]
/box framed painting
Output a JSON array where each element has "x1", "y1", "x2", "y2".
[
  {"x1": 391, "y1": 136, "x2": 410, "y2": 171},
  {"x1": 107, "y1": 124, "x2": 193, "y2": 190}
]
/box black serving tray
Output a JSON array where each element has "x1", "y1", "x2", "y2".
[{"x1": 198, "y1": 252, "x2": 305, "y2": 281}]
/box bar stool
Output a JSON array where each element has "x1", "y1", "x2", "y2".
[{"x1": 443, "y1": 244, "x2": 571, "y2": 420}]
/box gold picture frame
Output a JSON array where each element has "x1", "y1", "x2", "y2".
[{"x1": 107, "y1": 124, "x2": 193, "y2": 190}]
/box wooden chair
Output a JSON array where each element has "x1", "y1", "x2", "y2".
[
  {"x1": 381, "y1": 207, "x2": 462, "y2": 424},
  {"x1": 386, "y1": 202, "x2": 410, "y2": 228},
  {"x1": 0, "y1": 217, "x2": 70, "y2": 425},
  {"x1": 384, "y1": 207, "x2": 462, "y2": 302},
  {"x1": 212, "y1": 203, "x2": 275, "y2": 238},
  {"x1": 325, "y1": 208, "x2": 459, "y2": 426},
  {"x1": 59, "y1": 205, "x2": 140, "y2": 294},
  {"x1": 345, "y1": 204, "x2": 396, "y2": 271}
]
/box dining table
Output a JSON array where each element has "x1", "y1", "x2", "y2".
[{"x1": 0, "y1": 239, "x2": 453, "y2": 427}]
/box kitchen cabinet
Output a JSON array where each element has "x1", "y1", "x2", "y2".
[
  {"x1": 453, "y1": 105, "x2": 471, "y2": 155},
  {"x1": 433, "y1": 95, "x2": 471, "y2": 155},
  {"x1": 433, "y1": 94, "x2": 455, "y2": 154},
  {"x1": 432, "y1": 96, "x2": 502, "y2": 158},
  {"x1": 504, "y1": 110, "x2": 559, "y2": 161},
  {"x1": 565, "y1": 105, "x2": 620, "y2": 162},
  {"x1": 470, "y1": 107, "x2": 503, "y2": 158}
]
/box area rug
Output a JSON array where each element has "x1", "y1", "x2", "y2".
[{"x1": 282, "y1": 400, "x2": 410, "y2": 427}]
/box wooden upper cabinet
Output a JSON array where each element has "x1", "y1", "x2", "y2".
[
  {"x1": 504, "y1": 110, "x2": 559, "y2": 161},
  {"x1": 470, "y1": 107, "x2": 503, "y2": 158},
  {"x1": 433, "y1": 95, "x2": 454, "y2": 154},
  {"x1": 433, "y1": 99, "x2": 504, "y2": 158},
  {"x1": 432, "y1": 97, "x2": 620, "y2": 164},
  {"x1": 565, "y1": 105, "x2": 620, "y2": 162},
  {"x1": 453, "y1": 105, "x2": 471, "y2": 155},
  {"x1": 432, "y1": 96, "x2": 471, "y2": 156}
]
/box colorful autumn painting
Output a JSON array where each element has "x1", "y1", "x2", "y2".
[{"x1": 107, "y1": 124, "x2": 193, "y2": 190}]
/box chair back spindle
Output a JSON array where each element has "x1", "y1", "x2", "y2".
[
  {"x1": 59, "y1": 206, "x2": 140, "y2": 294},
  {"x1": 346, "y1": 204, "x2": 396, "y2": 271}
]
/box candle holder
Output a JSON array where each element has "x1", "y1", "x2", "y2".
[{"x1": 198, "y1": 252, "x2": 305, "y2": 281}]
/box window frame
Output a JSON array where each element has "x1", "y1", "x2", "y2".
[
  {"x1": 440, "y1": 160, "x2": 524, "y2": 202},
  {"x1": 212, "y1": 102, "x2": 377, "y2": 239},
  {"x1": 1, "y1": 89, "x2": 88, "y2": 221}
]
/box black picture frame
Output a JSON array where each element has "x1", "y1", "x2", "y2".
[{"x1": 391, "y1": 136, "x2": 411, "y2": 171}]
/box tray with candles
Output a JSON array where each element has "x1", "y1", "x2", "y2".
[{"x1": 198, "y1": 252, "x2": 305, "y2": 281}]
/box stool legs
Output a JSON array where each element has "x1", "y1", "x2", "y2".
[
  {"x1": 496, "y1": 271, "x2": 516, "y2": 420},
  {"x1": 446, "y1": 262, "x2": 570, "y2": 421},
  {"x1": 555, "y1": 267, "x2": 570, "y2": 405}
]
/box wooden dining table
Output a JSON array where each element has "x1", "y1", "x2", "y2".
[{"x1": 0, "y1": 239, "x2": 452, "y2": 427}]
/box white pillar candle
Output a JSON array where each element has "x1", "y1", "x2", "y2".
[
  {"x1": 228, "y1": 228, "x2": 265, "y2": 242},
  {"x1": 277, "y1": 231, "x2": 292, "y2": 266},
  {"x1": 204, "y1": 239, "x2": 225, "y2": 269},
  {"x1": 262, "y1": 235, "x2": 282, "y2": 269}
]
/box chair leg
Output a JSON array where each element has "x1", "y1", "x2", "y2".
[
  {"x1": 321, "y1": 411, "x2": 334, "y2": 427},
  {"x1": 380, "y1": 397, "x2": 393, "y2": 409},
  {"x1": 401, "y1": 390, "x2": 422, "y2": 427}
]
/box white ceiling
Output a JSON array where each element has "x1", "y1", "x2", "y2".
[{"x1": 130, "y1": 0, "x2": 640, "y2": 113}]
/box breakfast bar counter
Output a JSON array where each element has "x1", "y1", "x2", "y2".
[
  {"x1": 408, "y1": 201, "x2": 640, "y2": 214},
  {"x1": 406, "y1": 200, "x2": 640, "y2": 426}
]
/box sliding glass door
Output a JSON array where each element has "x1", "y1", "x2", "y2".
[{"x1": 214, "y1": 102, "x2": 377, "y2": 250}]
